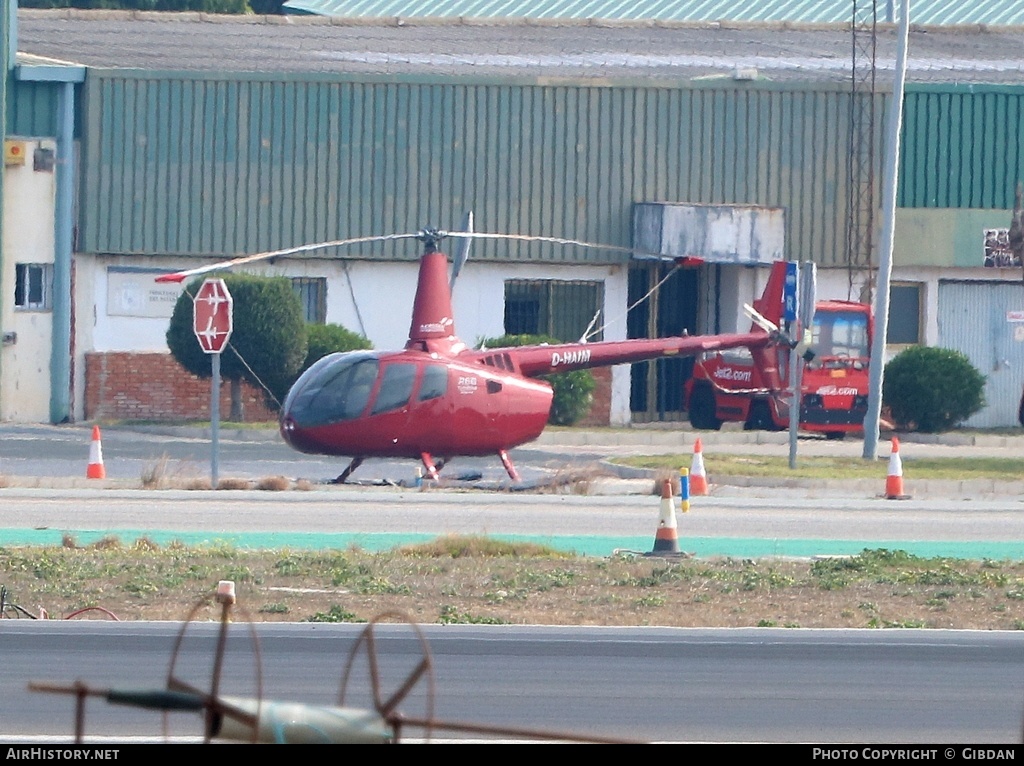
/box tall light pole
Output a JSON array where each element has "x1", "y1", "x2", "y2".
[{"x1": 863, "y1": 0, "x2": 911, "y2": 460}]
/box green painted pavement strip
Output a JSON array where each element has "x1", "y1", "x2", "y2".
[{"x1": 0, "y1": 529, "x2": 1022, "y2": 561}]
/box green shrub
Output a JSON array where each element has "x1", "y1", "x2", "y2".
[
  {"x1": 882, "y1": 346, "x2": 985, "y2": 432},
  {"x1": 481, "y1": 334, "x2": 596, "y2": 426},
  {"x1": 301, "y1": 323, "x2": 372, "y2": 372},
  {"x1": 167, "y1": 274, "x2": 308, "y2": 409}
]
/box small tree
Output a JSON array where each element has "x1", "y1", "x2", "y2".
[
  {"x1": 481, "y1": 334, "x2": 596, "y2": 426},
  {"x1": 882, "y1": 346, "x2": 986, "y2": 432},
  {"x1": 167, "y1": 274, "x2": 308, "y2": 419}
]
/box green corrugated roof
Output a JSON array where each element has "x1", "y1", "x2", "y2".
[{"x1": 282, "y1": 0, "x2": 1024, "y2": 26}]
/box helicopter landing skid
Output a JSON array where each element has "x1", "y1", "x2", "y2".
[
  {"x1": 332, "y1": 457, "x2": 364, "y2": 484},
  {"x1": 420, "y1": 453, "x2": 441, "y2": 480},
  {"x1": 498, "y1": 450, "x2": 520, "y2": 482}
]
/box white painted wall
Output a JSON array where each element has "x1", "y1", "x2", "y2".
[
  {"x1": 75, "y1": 254, "x2": 632, "y2": 423},
  {"x1": 1, "y1": 139, "x2": 57, "y2": 422},
  {"x1": 77, "y1": 250, "x2": 1017, "y2": 426}
]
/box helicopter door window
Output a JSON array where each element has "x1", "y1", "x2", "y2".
[
  {"x1": 342, "y1": 358, "x2": 378, "y2": 419},
  {"x1": 371, "y1": 363, "x2": 417, "y2": 415},
  {"x1": 418, "y1": 364, "x2": 447, "y2": 402}
]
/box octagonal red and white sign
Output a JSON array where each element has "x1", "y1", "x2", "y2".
[{"x1": 193, "y1": 278, "x2": 233, "y2": 354}]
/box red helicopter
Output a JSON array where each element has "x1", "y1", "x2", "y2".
[{"x1": 158, "y1": 226, "x2": 786, "y2": 482}]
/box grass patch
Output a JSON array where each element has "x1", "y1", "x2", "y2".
[
  {"x1": 615, "y1": 454, "x2": 1024, "y2": 481},
  {"x1": 1, "y1": 542, "x2": 1023, "y2": 629},
  {"x1": 398, "y1": 535, "x2": 572, "y2": 559},
  {"x1": 216, "y1": 478, "x2": 252, "y2": 491},
  {"x1": 304, "y1": 605, "x2": 364, "y2": 623},
  {"x1": 439, "y1": 605, "x2": 510, "y2": 625},
  {"x1": 255, "y1": 475, "x2": 291, "y2": 491}
]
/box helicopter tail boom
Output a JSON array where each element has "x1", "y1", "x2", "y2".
[{"x1": 499, "y1": 331, "x2": 772, "y2": 378}]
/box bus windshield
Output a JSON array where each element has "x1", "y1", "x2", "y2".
[{"x1": 811, "y1": 310, "x2": 870, "y2": 360}]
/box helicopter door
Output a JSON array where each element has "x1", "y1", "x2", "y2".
[
  {"x1": 367, "y1": 362, "x2": 418, "y2": 453},
  {"x1": 407, "y1": 363, "x2": 453, "y2": 450}
]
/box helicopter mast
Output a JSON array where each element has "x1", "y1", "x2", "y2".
[{"x1": 406, "y1": 230, "x2": 465, "y2": 355}]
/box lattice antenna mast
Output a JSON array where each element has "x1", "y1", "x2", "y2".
[{"x1": 847, "y1": 0, "x2": 879, "y2": 302}]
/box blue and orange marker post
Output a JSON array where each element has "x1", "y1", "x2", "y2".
[{"x1": 679, "y1": 467, "x2": 690, "y2": 513}]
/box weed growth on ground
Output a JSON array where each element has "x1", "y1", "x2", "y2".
[{"x1": 0, "y1": 539, "x2": 1022, "y2": 629}]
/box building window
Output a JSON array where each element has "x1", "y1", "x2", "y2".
[
  {"x1": 291, "y1": 277, "x2": 326, "y2": 324},
  {"x1": 504, "y1": 280, "x2": 604, "y2": 342},
  {"x1": 14, "y1": 263, "x2": 53, "y2": 311},
  {"x1": 887, "y1": 283, "x2": 922, "y2": 345}
]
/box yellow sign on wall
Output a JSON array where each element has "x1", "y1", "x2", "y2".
[{"x1": 4, "y1": 140, "x2": 27, "y2": 166}]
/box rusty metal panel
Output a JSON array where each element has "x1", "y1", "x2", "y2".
[
  {"x1": 900, "y1": 85, "x2": 1024, "y2": 210},
  {"x1": 633, "y1": 203, "x2": 785, "y2": 264},
  {"x1": 937, "y1": 280, "x2": 1024, "y2": 428},
  {"x1": 79, "y1": 72, "x2": 862, "y2": 268}
]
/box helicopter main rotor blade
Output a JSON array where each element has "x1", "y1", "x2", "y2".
[
  {"x1": 155, "y1": 233, "x2": 422, "y2": 283},
  {"x1": 440, "y1": 231, "x2": 669, "y2": 260},
  {"x1": 156, "y1": 227, "x2": 686, "y2": 285},
  {"x1": 449, "y1": 210, "x2": 473, "y2": 292}
]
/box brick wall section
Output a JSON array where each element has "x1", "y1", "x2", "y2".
[
  {"x1": 85, "y1": 352, "x2": 276, "y2": 422},
  {"x1": 85, "y1": 351, "x2": 612, "y2": 426},
  {"x1": 578, "y1": 366, "x2": 611, "y2": 427}
]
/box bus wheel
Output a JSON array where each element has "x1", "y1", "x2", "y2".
[{"x1": 744, "y1": 401, "x2": 775, "y2": 431}]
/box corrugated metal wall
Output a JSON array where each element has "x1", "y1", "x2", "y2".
[
  {"x1": 937, "y1": 280, "x2": 1024, "y2": 428},
  {"x1": 899, "y1": 85, "x2": 1024, "y2": 210},
  {"x1": 282, "y1": 0, "x2": 1024, "y2": 26},
  {"x1": 80, "y1": 72, "x2": 874, "y2": 266},
  {"x1": 8, "y1": 79, "x2": 60, "y2": 136}
]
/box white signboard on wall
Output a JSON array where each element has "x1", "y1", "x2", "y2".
[
  {"x1": 107, "y1": 268, "x2": 183, "y2": 318},
  {"x1": 633, "y1": 202, "x2": 785, "y2": 265}
]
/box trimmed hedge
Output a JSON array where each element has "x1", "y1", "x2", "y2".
[{"x1": 882, "y1": 346, "x2": 985, "y2": 432}]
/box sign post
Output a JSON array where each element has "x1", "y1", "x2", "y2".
[
  {"x1": 784, "y1": 263, "x2": 800, "y2": 468},
  {"x1": 193, "y1": 278, "x2": 233, "y2": 487}
]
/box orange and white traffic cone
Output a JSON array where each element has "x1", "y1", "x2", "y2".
[
  {"x1": 689, "y1": 438, "x2": 709, "y2": 496},
  {"x1": 87, "y1": 425, "x2": 106, "y2": 479},
  {"x1": 649, "y1": 480, "x2": 681, "y2": 556},
  {"x1": 885, "y1": 437, "x2": 909, "y2": 499}
]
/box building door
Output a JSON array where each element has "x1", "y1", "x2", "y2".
[
  {"x1": 628, "y1": 262, "x2": 699, "y2": 422},
  {"x1": 937, "y1": 280, "x2": 1024, "y2": 428}
]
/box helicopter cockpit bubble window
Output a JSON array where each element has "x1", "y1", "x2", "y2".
[
  {"x1": 418, "y1": 364, "x2": 447, "y2": 402},
  {"x1": 284, "y1": 352, "x2": 380, "y2": 427},
  {"x1": 371, "y1": 362, "x2": 417, "y2": 415}
]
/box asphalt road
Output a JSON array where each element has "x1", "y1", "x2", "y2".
[
  {"x1": 3, "y1": 621, "x2": 1023, "y2": 744},
  {"x1": 2, "y1": 423, "x2": 1023, "y2": 559},
  {"x1": 3, "y1": 424, "x2": 1024, "y2": 744},
  {"x1": 3, "y1": 488, "x2": 1024, "y2": 542},
  {"x1": 0, "y1": 423, "x2": 599, "y2": 486}
]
